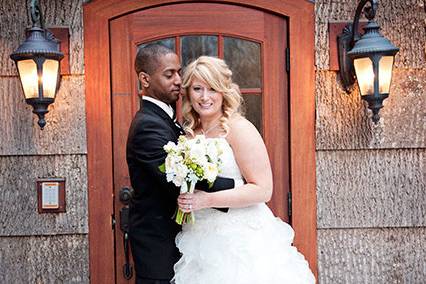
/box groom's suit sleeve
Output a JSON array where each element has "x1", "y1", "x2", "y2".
[
  {"x1": 196, "y1": 178, "x2": 235, "y2": 193},
  {"x1": 196, "y1": 178, "x2": 237, "y2": 213},
  {"x1": 129, "y1": 117, "x2": 181, "y2": 200}
]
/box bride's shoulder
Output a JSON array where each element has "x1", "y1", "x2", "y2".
[
  {"x1": 227, "y1": 115, "x2": 261, "y2": 142},
  {"x1": 225, "y1": 115, "x2": 265, "y2": 157},
  {"x1": 229, "y1": 115, "x2": 257, "y2": 131},
  {"x1": 227, "y1": 114, "x2": 245, "y2": 127}
]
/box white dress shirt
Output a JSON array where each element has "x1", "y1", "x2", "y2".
[{"x1": 142, "y1": 96, "x2": 174, "y2": 119}]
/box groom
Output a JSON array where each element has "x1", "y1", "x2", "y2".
[{"x1": 126, "y1": 44, "x2": 235, "y2": 284}]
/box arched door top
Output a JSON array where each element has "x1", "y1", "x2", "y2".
[{"x1": 85, "y1": 0, "x2": 314, "y2": 20}]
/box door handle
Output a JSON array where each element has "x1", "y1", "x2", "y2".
[
  {"x1": 119, "y1": 186, "x2": 134, "y2": 206},
  {"x1": 119, "y1": 186, "x2": 134, "y2": 280}
]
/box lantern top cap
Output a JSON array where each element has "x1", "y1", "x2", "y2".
[
  {"x1": 10, "y1": 27, "x2": 64, "y2": 61},
  {"x1": 348, "y1": 20, "x2": 399, "y2": 58}
]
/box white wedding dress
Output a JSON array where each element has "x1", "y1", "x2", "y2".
[{"x1": 173, "y1": 138, "x2": 315, "y2": 284}]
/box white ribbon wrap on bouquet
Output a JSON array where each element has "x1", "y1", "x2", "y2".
[
  {"x1": 179, "y1": 180, "x2": 196, "y2": 223},
  {"x1": 180, "y1": 180, "x2": 196, "y2": 194},
  {"x1": 180, "y1": 181, "x2": 188, "y2": 194}
]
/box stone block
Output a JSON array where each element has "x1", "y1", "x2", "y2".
[
  {"x1": 317, "y1": 149, "x2": 425, "y2": 228},
  {"x1": 318, "y1": 228, "x2": 426, "y2": 284}
]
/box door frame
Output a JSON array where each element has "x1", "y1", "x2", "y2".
[{"x1": 83, "y1": 1, "x2": 316, "y2": 283}]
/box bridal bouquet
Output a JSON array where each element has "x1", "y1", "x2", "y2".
[{"x1": 160, "y1": 135, "x2": 225, "y2": 224}]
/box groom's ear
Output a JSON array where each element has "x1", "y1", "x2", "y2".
[{"x1": 139, "y1": 72, "x2": 150, "y2": 88}]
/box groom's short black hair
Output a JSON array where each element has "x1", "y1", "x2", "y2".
[{"x1": 135, "y1": 44, "x2": 175, "y2": 75}]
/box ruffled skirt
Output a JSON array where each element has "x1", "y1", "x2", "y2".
[{"x1": 173, "y1": 203, "x2": 315, "y2": 284}]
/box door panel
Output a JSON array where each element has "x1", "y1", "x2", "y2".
[
  {"x1": 111, "y1": 3, "x2": 288, "y2": 282},
  {"x1": 242, "y1": 93, "x2": 263, "y2": 133},
  {"x1": 181, "y1": 36, "x2": 218, "y2": 66},
  {"x1": 224, "y1": 37, "x2": 262, "y2": 89},
  {"x1": 130, "y1": 4, "x2": 265, "y2": 41}
]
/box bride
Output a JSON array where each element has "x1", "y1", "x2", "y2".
[{"x1": 173, "y1": 56, "x2": 315, "y2": 284}]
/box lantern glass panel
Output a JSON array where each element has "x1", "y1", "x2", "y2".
[
  {"x1": 379, "y1": 56, "x2": 394, "y2": 94},
  {"x1": 42, "y1": 59, "x2": 59, "y2": 98},
  {"x1": 353, "y1": 57, "x2": 374, "y2": 96},
  {"x1": 17, "y1": 59, "x2": 38, "y2": 99}
]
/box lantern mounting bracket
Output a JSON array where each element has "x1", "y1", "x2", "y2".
[
  {"x1": 338, "y1": 0, "x2": 378, "y2": 92},
  {"x1": 31, "y1": 0, "x2": 45, "y2": 29}
]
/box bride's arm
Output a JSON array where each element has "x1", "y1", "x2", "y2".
[{"x1": 178, "y1": 117, "x2": 273, "y2": 211}]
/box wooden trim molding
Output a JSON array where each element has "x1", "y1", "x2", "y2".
[{"x1": 83, "y1": 1, "x2": 316, "y2": 282}]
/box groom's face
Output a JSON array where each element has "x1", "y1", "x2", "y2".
[{"x1": 146, "y1": 53, "x2": 182, "y2": 104}]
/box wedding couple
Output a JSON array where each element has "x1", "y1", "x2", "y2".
[{"x1": 126, "y1": 44, "x2": 315, "y2": 284}]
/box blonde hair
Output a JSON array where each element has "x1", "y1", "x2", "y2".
[{"x1": 182, "y1": 56, "x2": 243, "y2": 137}]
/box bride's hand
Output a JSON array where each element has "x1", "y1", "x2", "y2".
[{"x1": 178, "y1": 190, "x2": 210, "y2": 212}]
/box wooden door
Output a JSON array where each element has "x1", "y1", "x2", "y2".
[{"x1": 110, "y1": 3, "x2": 288, "y2": 282}]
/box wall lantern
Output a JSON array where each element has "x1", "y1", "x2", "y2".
[
  {"x1": 10, "y1": 0, "x2": 63, "y2": 129},
  {"x1": 338, "y1": 0, "x2": 399, "y2": 123}
]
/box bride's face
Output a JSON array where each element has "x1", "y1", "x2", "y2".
[{"x1": 188, "y1": 78, "x2": 223, "y2": 119}]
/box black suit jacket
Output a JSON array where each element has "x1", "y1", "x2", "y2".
[{"x1": 126, "y1": 99, "x2": 234, "y2": 280}]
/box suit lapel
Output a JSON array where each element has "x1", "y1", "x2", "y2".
[{"x1": 141, "y1": 100, "x2": 185, "y2": 136}]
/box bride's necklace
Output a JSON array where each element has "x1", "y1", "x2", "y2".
[{"x1": 201, "y1": 121, "x2": 220, "y2": 135}]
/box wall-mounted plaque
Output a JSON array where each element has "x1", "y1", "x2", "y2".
[{"x1": 37, "y1": 178, "x2": 66, "y2": 213}]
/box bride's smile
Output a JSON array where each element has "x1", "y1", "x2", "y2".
[{"x1": 189, "y1": 78, "x2": 223, "y2": 120}]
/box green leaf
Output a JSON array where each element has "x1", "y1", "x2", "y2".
[
  {"x1": 208, "y1": 181, "x2": 214, "y2": 189},
  {"x1": 158, "y1": 163, "x2": 166, "y2": 173}
]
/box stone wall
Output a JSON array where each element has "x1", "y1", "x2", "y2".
[
  {"x1": 0, "y1": 0, "x2": 88, "y2": 283},
  {"x1": 315, "y1": 0, "x2": 426, "y2": 283}
]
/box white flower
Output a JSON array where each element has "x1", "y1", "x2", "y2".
[
  {"x1": 173, "y1": 175, "x2": 185, "y2": 187},
  {"x1": 187, "y1": 137, "x2": 208, "y2": 164},
  {"x1": 164, "y1": 141, "x2": 177, "y2": 152},
  {"x1": 203, "y1": 162, "x2": 219, "y2": 183},
  {"x1": 187, "y1": 172, "x2": 198, "y2": 184},
  {"x1": 206, "y1": 141, "x2": 220, "y2": 163},
  {"x1": 166, "y1": 173, "x2": 174, "y2": 183},
  {"x1": 189, "y1": 146, "x2": 207, "y2": 165}
]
